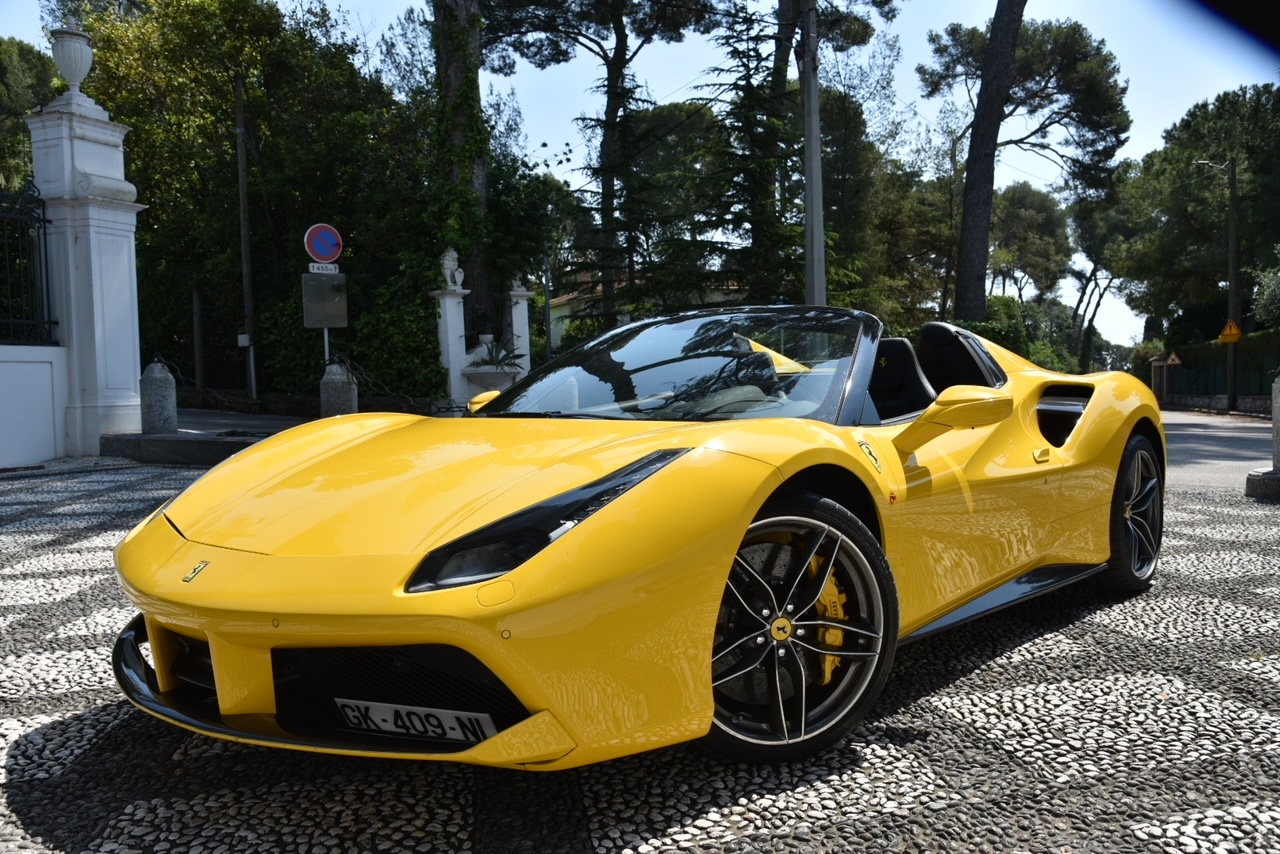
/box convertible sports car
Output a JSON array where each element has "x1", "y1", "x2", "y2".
[{"x1": 113, "y1": 306, "x2": 1164, "y2": 769}]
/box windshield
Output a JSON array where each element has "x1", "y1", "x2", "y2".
[{"x1": 478, "y1": 307, "x2": 866, "y2": 423}]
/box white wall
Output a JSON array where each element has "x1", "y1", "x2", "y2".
[{"x1": 0, "y1": 345, "x2": 68, "y2": 467}]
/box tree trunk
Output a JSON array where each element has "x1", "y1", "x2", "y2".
[
  {"x1": 597, "y1": 47, "x2": 628, "y2": 325},
  {"x1": 1078, "y1": 273, "x2": 1111, "y2": 371},
  {"x1": 433, "y1": 0, "x2": 492, "y2": 338},
  {"x1": 954, "y1": 0, "x2": 1027, "y2": 322}
]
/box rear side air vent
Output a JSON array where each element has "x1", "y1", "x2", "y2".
[{"x1": 1037, "y1": 385, "x2": 1093, "y2": 447}]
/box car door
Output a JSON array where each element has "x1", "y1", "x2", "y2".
[{"x1": 866, "y1": 378, "x2": 1065, "y2": 637}]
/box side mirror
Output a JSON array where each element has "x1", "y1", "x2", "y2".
[
  {"x1": 891, "y1": 385, "x2": 1014, "y2": 455},
  {"x1": 467, "y1": 389, "x2": 502, "y2": 414}
]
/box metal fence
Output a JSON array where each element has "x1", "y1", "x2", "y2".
[
  {"x1": 0, "y1": 180, "x2": 56, "y2": 345},
  {"x1": 1168, "y1": 328, "x2": 1280, "y2": 397}
]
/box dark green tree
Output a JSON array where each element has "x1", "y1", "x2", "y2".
[
  {"x1": 988, "y1": 181, "x2": 1070, "y2": 303},
  {"x1": 1065, "y1": 180, "x2": 1136, "y2": 369},
  {"x1": 820, "y1": 85, "x2": 876, "y2": 296},
  {"x1": 481, "y1": 0, "x2": 720, "y2": 323},
  {"x1": 1254, "y1": 247, "x2": 1280, "y2": 328},
  {"x1": 612, "y1": 100, "x2": 725, "y2": 309},
  {"x1": 705, "y1": 8, "x2": 803, "y2": 303},
  {"x1": 0, "y1": 38, "x2": 58, "y2": 191},
  {"x1": 1111, "y1": 84, "x2": 1280, "y2": 347},
  {"x1": 85, "y1": 0, "x2": 446, "y2": 396}
]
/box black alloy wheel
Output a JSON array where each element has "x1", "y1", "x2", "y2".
[
  {"x1": 704, "y1": 491, "x2": 898, "y2": 763},
  {"x1": 1102, "y1": 433, "x2": 1164, "y2": 593}
]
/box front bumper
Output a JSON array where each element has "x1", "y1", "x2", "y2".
[{"x1": 113, "y1": 614, "x2": 580, "y2": 767}]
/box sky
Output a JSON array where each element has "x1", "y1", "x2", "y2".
[{"x1": 4, "y1": 0, "x2": 1278, "y2": 345}]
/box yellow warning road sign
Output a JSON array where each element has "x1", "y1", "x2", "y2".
[{"x1": 1219, "y1": 319, "x2": 1242, "y2": 344}]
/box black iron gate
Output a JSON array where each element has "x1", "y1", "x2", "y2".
[{"x1": 1, "y1": 180, "x2": 56, "y2": 345}]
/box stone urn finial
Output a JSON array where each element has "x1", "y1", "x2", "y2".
[{"x1": 51, "y1": 29, "x2": 93, "y2": 94}]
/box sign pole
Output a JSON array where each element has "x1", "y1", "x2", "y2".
[
  {"x1": 1226, "y1": 155, "x2": 1239, "y2": 412},
  {"x1": 235, "y1": 73, "x2": 258, "y2": 400},
  {"x1": 303, "y1": 223, "x2": 346, "y2": 366}
]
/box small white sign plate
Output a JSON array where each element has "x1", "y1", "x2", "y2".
[{"x1": 309, "y1": 263, "x2": 339, "y2": 274}]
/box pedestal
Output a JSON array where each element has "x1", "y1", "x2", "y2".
[{"x1": 433, "y1": 286, "x2": 471, "y2": 407}]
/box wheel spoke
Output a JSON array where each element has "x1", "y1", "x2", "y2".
[
  {"x1": 1125, "y1": 456, "x2": 1143, "y2": 503},
  {"x1": 780, "y1": 645, "x2": 808, "y2": 741},
  {"x1": 781, "y1": 524, "x2": 833, "y2": 613},
  {"x1": 793, "y1": 616, "x2": 881, "y2": 642},
  {"x1": 725, "y1": 575, "x2": 771, "y2": 629},
  {"x1": 711, "y1": 640, "x2": 770, "y2": 687},
  {"x1": 1128, "y1": 514, "x2": 1159, "y2": 561},
  {"x1": 1130, "y1": 474, "x2": 1159, "y2": 516},
  {"x1": 733, "y1": 553, "x2": 779, "y2": 614},
  {"x1": 766, "y1": 650, "x2": 789, "y2": 744},
  {"x1": 713, "y1": 628, "x2": 765, "y2": 665}
]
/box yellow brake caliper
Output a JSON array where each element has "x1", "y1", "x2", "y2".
[{"x1": 810, "y1": 555, "x2": 847, "y2": 685}]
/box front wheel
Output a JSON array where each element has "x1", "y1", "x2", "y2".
[
  {"x1": 703, "y1": 491, "x2": 898, "y2": 763},
  {"x1": 1100, "y1": 434, "x2": 1164, "y2": 593}
]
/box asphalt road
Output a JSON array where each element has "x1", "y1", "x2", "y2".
[
  {"x1": 1, "y1": 413, "x2": 1278, "y2": 854},
  {"x1": 1162, "y1": 409, "x2": 1274, "y2": 490}
]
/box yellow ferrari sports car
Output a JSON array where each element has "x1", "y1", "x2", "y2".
[{"x1": 113, "y1": 306, "x2": 1164, "y2": 769}]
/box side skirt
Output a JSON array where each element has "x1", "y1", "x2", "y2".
[{"x1": 901, "y1": 562, "x2": 1109, "y2": 644}]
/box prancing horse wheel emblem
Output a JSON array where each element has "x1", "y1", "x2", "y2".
[{"x1": 770, "y1": 616, "x2": 793, "y2": 641}]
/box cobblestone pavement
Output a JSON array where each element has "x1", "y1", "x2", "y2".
[{"x1": 1, "y1": 459, "x2": 1278, "y2": 854}]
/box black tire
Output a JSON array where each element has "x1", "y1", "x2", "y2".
[
  {"x1": 703, "y1": 491, "x2": 898, "y2": 763},
  {"x1": 1100, "y1": 434, "x2": 1164, "y2": 593}
]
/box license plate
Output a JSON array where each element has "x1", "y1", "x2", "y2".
[{"x1": 335, "y1": 697, "x2": 497, "y2": 744}]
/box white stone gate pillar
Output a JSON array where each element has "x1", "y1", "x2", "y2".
[
  {"x1": 24, "y1": 29, "x2": 145, "y2": 456},
  {"x1": 508, "y1": 283, "x2": 533, "y2": 375},
  {"x1": 433, "y1": 249, "x2": 471, "y2": 407}
]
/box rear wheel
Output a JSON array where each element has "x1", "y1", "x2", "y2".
[
  {"x1": 1101, "y1": 434, "x2": 1164, "y2": 593},
  {"x1": 704, "y1": 491, "x2": 898, "y2": 763}
]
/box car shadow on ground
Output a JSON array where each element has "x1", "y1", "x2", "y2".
[{"x1": 4, "y1": 583, "x2": 1123, "y2": 854}]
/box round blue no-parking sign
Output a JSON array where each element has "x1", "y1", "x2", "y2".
[{"x1": 304, "y1": 223, "x2": 343, "y2": 264}]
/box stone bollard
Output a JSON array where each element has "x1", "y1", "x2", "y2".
[
  {"x1": 320, "y1": 362, "x2": 358, "y2": 417},
  {"x1": 140, "y1": 361, "x2": 177, "y2": 434},
  {"x1": 1244, "y1": 369, "x2": 1280, "y2": 499}
]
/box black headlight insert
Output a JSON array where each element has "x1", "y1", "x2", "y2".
[{"x1": 405, "y1": 449, "x2": 688, "y2": 592}]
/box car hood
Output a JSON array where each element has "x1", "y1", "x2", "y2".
[{"x1": 164, "y1": 414, "x2": 728, "y2": 557}]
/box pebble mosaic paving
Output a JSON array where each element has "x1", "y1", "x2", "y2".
[{"x1": 1, "y1": 459, "x2": 1277, "y2": 853}]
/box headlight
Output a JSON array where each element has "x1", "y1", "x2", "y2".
[{"x1": 405, "y1": 449, "x2": 688, "y2": 592}]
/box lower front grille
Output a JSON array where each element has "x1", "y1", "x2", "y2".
[
  {"x1": 272, "y1": 645, "x2": 530, "y2": 752},
  {"x1": 168, "y1": 635, "x2": 219, "y2": 716}
]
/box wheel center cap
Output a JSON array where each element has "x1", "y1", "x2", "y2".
[
  {"x1": 1125, "y1": 505, "x2": 1133, "y2": 520},
  {"x1": 770, "y1": 617, "x2": 794, "y2": 642}
]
